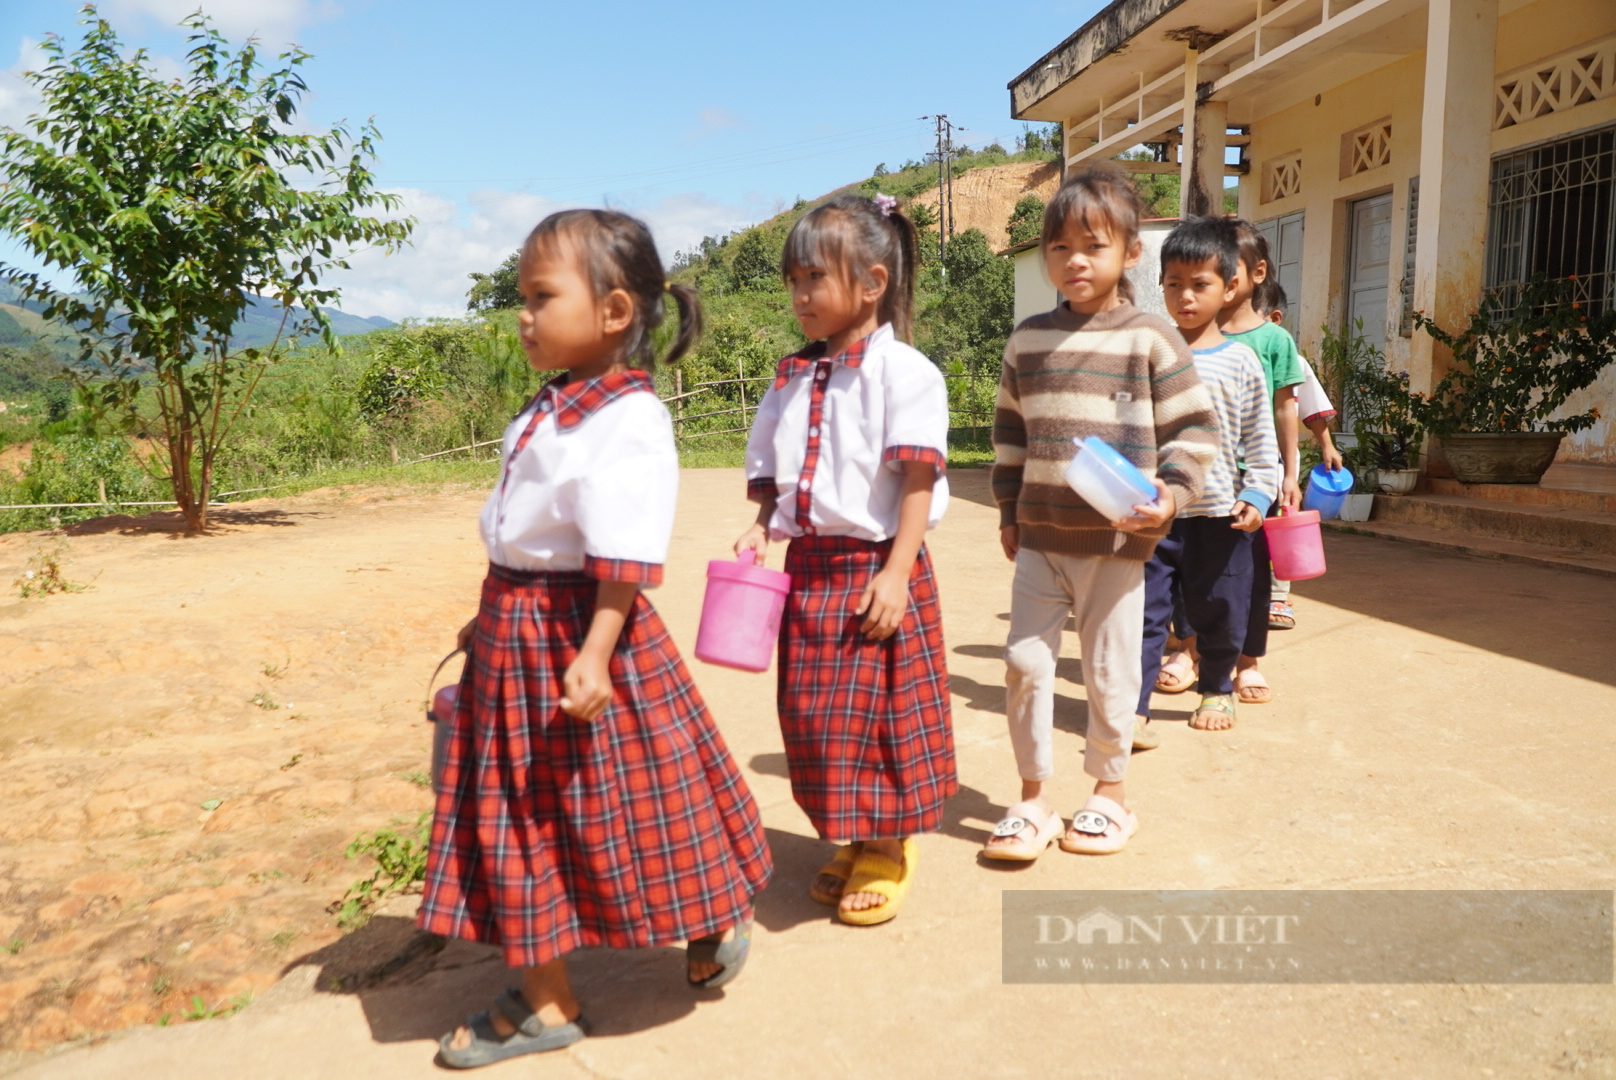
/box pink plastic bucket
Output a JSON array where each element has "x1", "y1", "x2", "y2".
[
  {"x1": 427, "y1": 684, "x2": 458, "y2": 790},
  {"x1": 695, "y1": 550, "x2": 792, "y2": 672},
  {"x1": 1263, "y1": 508, "x2": 1327, "y2": 581}
]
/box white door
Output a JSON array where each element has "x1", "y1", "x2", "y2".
[
  {"x1": 1257, "y1": 210, "x2": 1306, "y2": 340},
  {"x1": 1347, "y1": 193, "x2": 1394, "y2": 357}
]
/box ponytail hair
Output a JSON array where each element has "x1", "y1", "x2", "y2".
[
  {"x1": 1041, "y1": 163, "x2": 1146, "y2": 303},
  {"x1": 781, "y1": 192, "x2": 919, "y2": 341},
  {"x1": 522, "y1": 209, "x2": 703, "y2": 369}
]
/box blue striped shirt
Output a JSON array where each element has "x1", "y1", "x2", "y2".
[{"x1": 1181, "y1": 340, "x2": 1281, "y2": 518}]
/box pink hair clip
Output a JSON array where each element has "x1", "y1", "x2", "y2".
[{"x1": 872, "y1": 193, "x2": 898, "y2": 217}]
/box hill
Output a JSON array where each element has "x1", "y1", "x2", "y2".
[
  {"x1": 0, "y1": 282, "x2": 392, "y2": 354},
  {"x1": 904, "y1": 160, "x2": 1062, "y2": 251}
]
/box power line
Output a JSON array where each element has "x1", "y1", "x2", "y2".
[
  {"x1": 920, "y1": 114, "x2": 962, "y2": 273},
  {"x1": 379, "y1": 119, "x2": 927, "y2": 187}
]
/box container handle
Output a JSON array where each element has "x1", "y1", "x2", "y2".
[
  {"x1": 738, "y1": 549, "x2": 757, "y2": 567},
  {"x1": 426, "y1": 648, "x2": 466, "y2": 722}
]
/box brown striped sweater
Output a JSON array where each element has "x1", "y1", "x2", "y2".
[{"x1": 992, "y1": 302, "x2": 1219, "y2": 561}]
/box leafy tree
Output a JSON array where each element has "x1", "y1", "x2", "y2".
[
  {"x1": 0, "y1": 9, "x2": 413, "y2": 531},
  {"x1": 923, "y1": 228, "x2": 1013, "y2": 371},
  {"x1": 466, "y1": 252, "x2": 522, "y2": 312},
  {"x1": 1006, "y1": 195, "x2": 1046, "y2": 245},
  {"x1": 729, "y1": 229, "x2": 784, "y2": 293}
]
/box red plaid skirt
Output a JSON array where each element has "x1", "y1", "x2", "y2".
[
  {"x1": 418, "y1": 565, "x2": 772, "y2": 968},
  {"x1": 777, "y1": 536, "x2": 956, "y2": 841}
]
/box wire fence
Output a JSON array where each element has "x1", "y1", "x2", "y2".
[{"x1": 0, "y1": 368, "x2": 1004, "y2": 518}]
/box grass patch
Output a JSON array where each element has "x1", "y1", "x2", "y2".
[{"x1": 330, "y1": 812, "x2": 431, "y2": 930}]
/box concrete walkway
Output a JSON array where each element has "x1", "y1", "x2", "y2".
[{"x1": 11, "y1": 469, "x2": 1615, "y2": 1079}]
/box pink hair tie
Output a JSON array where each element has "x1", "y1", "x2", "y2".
[{"x1": 872, "y1": 193, "x2": 898, "y2": 217}]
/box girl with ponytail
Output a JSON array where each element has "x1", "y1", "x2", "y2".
[
  {"x1": 422, "y1": 209, "x2": 772, "y2": 1069},
  {"x1": 737, "y1": 192, "x2": 956, "y2": 927}
]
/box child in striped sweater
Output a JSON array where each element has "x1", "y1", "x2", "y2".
[
  {"x1": 1140, "y1": 217, "x2": 1281, "y2": 734},
  {"x1": 983, "y1": 166, "x2": 1217, "y2": 862}
]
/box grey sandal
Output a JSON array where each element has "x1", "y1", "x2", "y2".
[
  {"x1": 436, "y1": 987, "x2": 586, "y2": 1070},
  {"x1": 686, "y1": 916, "x2": 753, "y2": 989}
]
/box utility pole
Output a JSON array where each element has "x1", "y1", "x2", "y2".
[{"x1": 921, "y1": 113, "x2": 961, "y2": 273}]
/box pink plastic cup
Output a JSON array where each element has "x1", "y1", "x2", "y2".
[
  {"x1": 1263, "y1": 508, "x2": 1327, "y2": 581},
  {"x1": 695, "y1": 550, "x2": 792, "y2": 672}
]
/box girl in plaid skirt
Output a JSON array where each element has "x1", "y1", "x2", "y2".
[
  {"x1": 737, "y1": 193, "x2": 956, "y2": 927},
  {"x1": 422, "y1": 210, "x2": 772, "y2": 1069}
]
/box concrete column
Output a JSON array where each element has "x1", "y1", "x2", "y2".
[
  {"x1": 1179, "y1": 45, "x2": 1228, "y2": 217},
  {"x1": 1179, "y1": 45, "x2": 1199, "y2": 209},
  {"x1": 1409, "y1": 0, "x2": 1498, "y2": 394}
]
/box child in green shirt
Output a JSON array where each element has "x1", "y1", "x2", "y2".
[{"x1": 1215, "y1": 223, "x2": 1305, "y2": 706}]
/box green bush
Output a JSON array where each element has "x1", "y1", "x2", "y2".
[{"x1": 0, "y1": 434, "x2": 158, "y2": 529}]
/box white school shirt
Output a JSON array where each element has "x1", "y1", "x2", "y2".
[
  {"x1": 744, "y1": 323, "x2": 950, "y2": 542},
  {"x1": 479, "y1": 369, "x2": 677, "y2": 585},
  {"x1": 1295, "y1": 354, "x2": 1337, "y2": 427}
]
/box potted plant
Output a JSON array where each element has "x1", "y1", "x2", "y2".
[
  {"x1": 1349, "y1": 363, "x2": 1425, "y2": 495},
  {"x1": 1336, "y1": 439, "x2": 1377, "y2": 521},
  {"x1": 1410, "y1": 277, "x2": 1616, "y2": 484}
]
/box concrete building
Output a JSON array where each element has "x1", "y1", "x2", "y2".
[{"x1": 1007, "y1": 0, "x2": 1616, "y2": 465}]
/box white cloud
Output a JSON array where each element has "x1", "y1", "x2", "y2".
[
  {"x1": 329, "y1": 188, "x2": 769, "y2": 323},
  {"x1": 0, "y1": 38, "x2": 46, "y2": 133},
  {"x1": 100, "y1": 0, "x2": 339, "y2": 47},
  {"x1": 684, "y1": 106, "x2": 743, "y2": 144}
]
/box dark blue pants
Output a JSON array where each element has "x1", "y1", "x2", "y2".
[
  {"x1": 1139, "y1": 517, "x2": 1255, "y2": 715},
  {"x1": 1243, "y1": 516, "x2": 1273, "y2": 660}
]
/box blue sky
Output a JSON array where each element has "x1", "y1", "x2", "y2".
[{"x1": 1, "y1": 0, "x2": 1104, "y2": 319}]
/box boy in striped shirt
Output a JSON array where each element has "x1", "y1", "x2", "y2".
[{"x1": 1142, "y1": 217, "x2": 1281, "y2": 732}]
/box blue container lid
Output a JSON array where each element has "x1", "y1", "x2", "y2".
[
  {"x1": 1307, "y1": 462, "x2": 1354, "y2": 495},
  {"x1": 1080, "y1": 436, "x2": 1157, "y2": 502}
]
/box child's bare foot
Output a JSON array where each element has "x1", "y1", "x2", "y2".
[
  {"x1": 687, "y1": 923, "x2": 735, "y2": 984},
  {"x1": 840, "y1": 838, "x2": 904, "y2": 913},
  {"x1": 809, "y1": 842, "x2": 862, "y2": 905},
  {"x1": 1235, "y1": 657, "x2": 1272, "y2": 704},
  {"x1": 1190, "y1": 692, "x2": 1237, "y2": 731}
]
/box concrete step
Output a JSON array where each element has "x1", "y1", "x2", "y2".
[
  {"x1": 1322, "y1": 518, "x2": 1616, "y2": 579},
  {"x1": 1369, "y1": 492, "x2": 1616, "y2": 556},
  {"x1": 1427, "y1": 477, "x2": 1616, "y2": 515}
]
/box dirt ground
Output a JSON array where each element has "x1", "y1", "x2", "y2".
[{"x1": 2, "y1": 468, "x2": 1614, "y2": 1079}]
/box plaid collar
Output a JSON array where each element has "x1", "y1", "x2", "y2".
[
  {"x1": 529, "y1": 368, "x2": 656, "y2": 429},
  {"x1": 772, "y1": 324, "x2": 889, "y2": 389}
]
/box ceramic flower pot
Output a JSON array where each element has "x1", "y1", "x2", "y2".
[
  {"x1": 1377, "y1": 469, "x2": 1420, "y2": 495},
  {"x1": 1339, "y1": 493, "x2": 1375, "y2": 522},
  {"x1": 1442, "y1": 431, "x2": 1565, "y2": 484}
]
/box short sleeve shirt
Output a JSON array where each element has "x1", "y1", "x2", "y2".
[
  {"x1": 479, "y1": 369, "x2": 677, "y2": 585},
  {"x1": 1224, "y1": 321, "x2": 1305, "y2": 412},
  {"x1": 744, "y1": 323, "x2": 950, "y2": 542}
]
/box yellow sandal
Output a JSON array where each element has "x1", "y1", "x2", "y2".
[
  {"x1": 837, "y1": 839, "x2": 917, "y2": 926},
  {"x1": 808, "y1": 842, "x2": 862, "y2": 906}
]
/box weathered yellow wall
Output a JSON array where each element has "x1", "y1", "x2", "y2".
[{"x1": 1236, "y1": 0, "x2": 1616, "y2": 464}]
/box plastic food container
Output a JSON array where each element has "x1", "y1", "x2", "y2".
[
  {"x1": 1301, "y1": 463, "x2": 1354, "y2": 520},
  {"x1": 1263, "y1": 508, "x2": 1327, "y2": 580},
  {"x1": 695, "y1": 550, "x2": 792, "y2": 672},
  {"x1": 1063, "y1": 436, "x2": 1159, "y2": 522}
]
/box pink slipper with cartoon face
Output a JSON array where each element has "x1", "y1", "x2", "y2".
[{"x1": 1058, "y1": 795, "x2": 1138, "y2": 855}]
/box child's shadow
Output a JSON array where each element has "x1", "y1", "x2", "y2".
[
  {"x1": 952, "y1": 642, "x2": 1085, "y2": 685},
  {"x1": 946, "y1": 670, "x2": 1089, "y2": 737},
  {"x1": 297, "y1": 920, "x2": 699, "y2": 1045}
]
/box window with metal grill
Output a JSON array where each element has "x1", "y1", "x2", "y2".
[{"x1": 1485, "y1": 125, "x2": 1615, "y2": 315}]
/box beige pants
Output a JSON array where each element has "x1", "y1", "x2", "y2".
[{"x1": 1004, "y1": 549, "x2": 1144, "y2": 784}]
